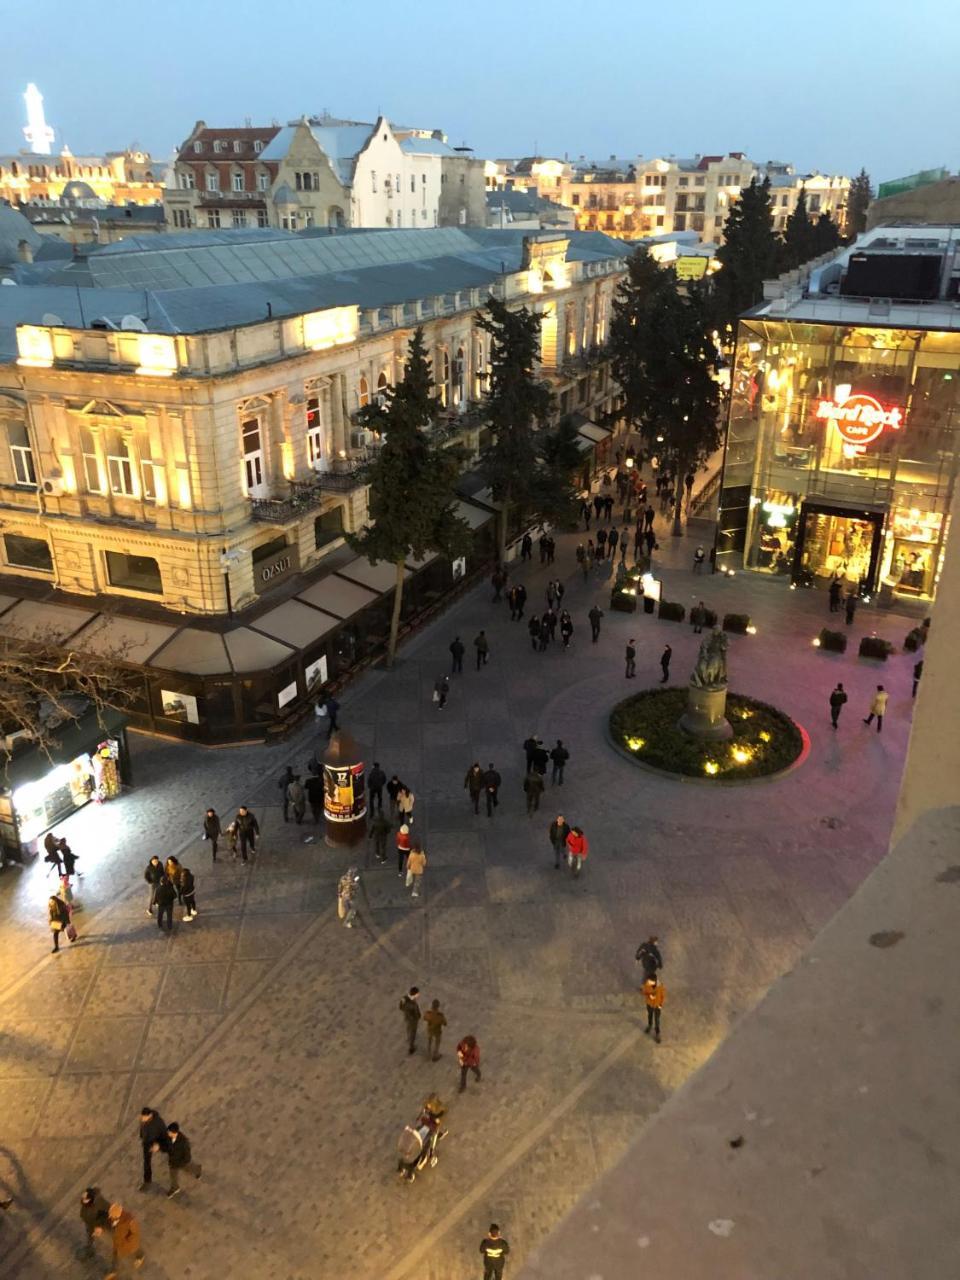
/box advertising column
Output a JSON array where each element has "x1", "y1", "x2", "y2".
[{"x1": 322, "y1": 728, "x2": 367, "y2": 847}]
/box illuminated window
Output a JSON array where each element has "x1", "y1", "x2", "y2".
[
  {"x1": 105, "y1": 432, "x2": 135, "y2": 497},
  {"x1": 7, "y1": 421, "x2": 36, "y2": 486},
  {"x1": 80, "y1": 428, "x2": 103, "y2": 493},
  {"x1": 242, "y1": 418, "x2": 267, "y2": 496},
  {"x1": 358, "y1": 376, "x2": 370, "y2": 408},
  {"x1": 306, "y1": 396, "x2": 323, "y2": 466},
  {"x1": 473, "y1": 335, "x2": 485, "y2": 399},
  {"x1": 452, "y1": 348, "x2": 465, "y2": 405},
  {"x1": 438, "y1": 351, "x2": 450, "y2": 407}
]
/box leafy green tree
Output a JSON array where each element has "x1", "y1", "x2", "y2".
[
  {"x1": 783, "y1": 187, "x2": 816, "y2": 269},
  {"x1": 812, "y1": 210, "x2": 841, "y2": 257},
  {"x1": 347, "y1": 327, "x2": 471, "y2": 667},
  {"x1": 475, "y1": 296, "x2": 559, "y2": 559},
  {"x1": 610, "y1": 249, "x2": 721, "y2": 536},
  {"x1": 712, "y1": 177, "x2": 780, "y2": 339},
  {"x1": 846, "y1": 168, "x2": 873, "y2": 237}
]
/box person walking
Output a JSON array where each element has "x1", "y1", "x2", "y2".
[
  {"x1": 545, "y1": 534, "x2": 556, "y2": 564},
  {"x1": 514, "y1": 582, "x2": 526, "y2": 619},
  {"x1": 532, "y1": 740, "x2": 549, "y2": 775},
  {"x1": 912, "y1": 659, "x2": 923, "y2": 699},
  {"x1": 691, "y1": 601, "x2": 706, "y2": 634},
  {"x1": 367, "y1": 762, "x2": 386, "y2": 815},
  {"x1": 450, "y1": 635, "x2": 465, "y2": 674},
  {"x1": 635, "y1": 935, "x2": 663, "y2": 982},
  {"x1": 603, "y1": 493, "x2": 615, "y2": 521},
  {"x1": 423, "y1": 998, "x2": 447, "y2": 1061},
  {"x1": 396, "y1": 824, "x2": 411, "y2": 876},
  {"x1": 138, "y1": 1106, "x2": 169, "y2": 1190},
  {"x1": 434, "y1": 675, "x2": 450, "y2": 710},
  {"x1": 644, "y1": 526, "x2": 656, "y2": 558},
  {"x1": 43, "y1": 831, "x2": 63, "y2": 876},
  {"x1": 642, "y1": 973, "x2": 666, "y2": 1043},
  {"x1": 507, "y1": 585, "x2": 519, "y2": 620},
  {"x1": 548, "y1": 815, "x2": 570, "y2": 869},
  {"x1": 48, "y1": 893, "x2": 72, "y2": 954},
  {"x1": 480, "y1": 1224, "x2": 510, "y2": 1280},
  {"x1": 523, "y1": 769, "x2": 544, "y2": 816},
  {"x1": 304, "y1": 773, "x2": 324, "y2": 824},
  {"x1": 59, "y1": 839, "x2": 79, "y2": 881},
  {"x1": 554, "y1": 579, "x2": 565, "y2": 609},
  {"x1": 397, "y1": 785, "x2": 415, "y2": 827},
  {"x1": 277, "y1": 765, "x2": 296, "y2": 822},
  {"x1": 546, "y1": 580, "x2": 556, "y2": 611},
  {"x1": 105, "y1": 1201, "x2": 144, "y2": 1278},
  {"x1": 625, "y1": 640, "x2": 637, "y2": 679},
  {"x1": 863, "y1": 685, "x2": 889, "y2": 733},
  {"x1": 538, "y1": 531, "x2": 549, "y2": 564},
  {"x1": 491, "y1": 565, "x2": 506, "y2": 602},
  {"x1": 537, "y1": 611, "x2": 551, "y2": 650},
  {"x1": 693, "y1": 544, "x2": 705, "y2": 573},
  {"x1": 565, "y1": 826, "x2": 589, "y2": 874},
  {"x1": 406, "y1": 842, "x2": 427, "y2": 898},
  {"x1": 644, "y1": 503, "x2": 655, "y2": 530},
  {"x1": 369, "y1": 811, "x2": 391, "y2": 864},
  {"x1": 523, "y1": 735, "x2": 540, "y2": 773},
  {"x1": 660, "y1": 644, "x2": 672, "y2": 683},
  {"x1": 559, "y1": 611, "x2": 573, "y2": 650},
  {"x1": 633, "y1": 523, "x2": 644, "y2": 558},
  {"x1": 202, "y1": 809, "x2": 221, "y2": 862},
  {"x1": 580, "y1": 498, "x2": 592, "y2": 530},
  {"x1": 234, "y1": 806, "x2": 259, "y2": 862},
  {"x1": 387, "y1": 774, "x2": 403, "y2": 818},
  {"x1": 544, "y1": 609, "x2": 557, "y2": 645},
  {"x1": 465, "y1": 763, "x2": 485, "y2": 815},
  {"x1": 143, "y1": 855, "x2": 163, "y2": 916},
  {"x1": 588, "y1": 604, "x2": 604, "y2": 642},
  {"x1": 528, "y1": 615, "x2": 542, "y2": 652},
  {"x1": 80, "y1": 1186, "x2": 111, "y2": 1260},
  {"x1": 179, "y1": 866, "x2": 197, "y2": 921},
  {"x1": 457, "y1": 1034, "x2": 482, "y2": 1091},
  {"x1": 829, "y1": 682, "x2": 848, "y2": 729},
  {"x1": 828, "y1": 578, "x2": 842, "y2": 613},
  {"x1": 474, "y1": 631, "x2": 490, "y2": 670},
  {"x1": 844, "y1": 591, "x2": 857, "y2": 626},
  {"x1": 520, "y1": 531, "x2": 533, "y2": 561},
  {"x1": 399, "y1": 987, "x2": 421, "y2": 1054},
  {"x1": 155, "y1": 876, "x2": 176, "y2": 934},
  {"x1": 287, "y1": 776, "x2": 306, "y2": 824},
  {"x1": 684, "y1": 470, "x2": 695, "y2": 507},
  {"x1": 319, "y1": 692, "x2": 340, "y2": 738},
  {"x1": 483, "y1": 763, "x2": 501, "y2": 817},
  {"x1": 165, "y1": 856, "x2": 183, "y2": 905},
  {"x1": 575, "y1": 542, "x2": 586, "y2": 574},
  {"x1": 608, "y1": 527, "x2": 619, "y2": 559},
  {"x1": 619, "y1": 527, "x2": 630, "y2": 561},
  {"x1": 165, "y1": 1123, "x2": 202, "y2": 1199},
  {"x1": 550, "y1": 740, "x2": 569, "y2": 786},
  {"x1": 596, "y1": 527, "x2": 607, "y2": 559},
  {"x1": 337, "y1": 868, "x2": 359, "y2": 928}
]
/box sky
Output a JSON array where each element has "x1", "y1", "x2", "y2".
[{"x1": 3, "y1": 0, "x2": 957, "y2": 183}]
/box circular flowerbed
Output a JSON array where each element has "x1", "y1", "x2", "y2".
[{"x1": 609, "y1": 688, "x2": 804, "y2": 781}]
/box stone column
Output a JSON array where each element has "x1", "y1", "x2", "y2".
[{"x1": 330, "y1": 373, "x2": 348, "y2": 459}]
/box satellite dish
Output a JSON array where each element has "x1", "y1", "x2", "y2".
[
  {"x1": 120, "y1": 314, "x2": 148, "y2": 331},
  {"x1": 41, "y1": 312, "x2": 64, "y2": 325}
]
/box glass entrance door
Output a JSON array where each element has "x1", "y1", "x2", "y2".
[{"x1": 793, "y1": 503, "x2": 884, "y2": 593}]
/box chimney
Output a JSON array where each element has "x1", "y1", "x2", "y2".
[{"x1": 17, "y1": 239, "x2": 33, "y2": 264}]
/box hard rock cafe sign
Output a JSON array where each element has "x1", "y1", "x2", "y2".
[{"x1": 815, "y1": 393, "x2": 904, "y2": 447}]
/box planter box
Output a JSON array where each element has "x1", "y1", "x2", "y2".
[
  {"x1": 819, "y1": 628, "x2": 848, "y2": 653},
  {"x1": 658, "y1": 600, "x2": 686, "y2": 623},
  {"x1": 903, "y1": 628, "x2": 924, "y2": 652},
  {"x1": 643, "y1": 596, "x2": 655, "y2": 615},
  {"x1": 703, "y1": 608, "x2": 718, "y2": 629},
  {"x1": 611, "y1": 593, "x2": 637, "y2": 613},
  {"x1": 723, "y1": 613, "x2": 751, "y2": 635},
  {"x1": 859, "y1": 636, "x2": 893, "y2": 661}
]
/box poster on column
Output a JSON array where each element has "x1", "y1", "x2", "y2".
[{"x1": 323, "y1": 761, "x2": 366, "y2": 823}]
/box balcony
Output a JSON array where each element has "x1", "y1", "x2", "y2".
[{"x1": 250, "y1": 469, "x2": 367, "y2": 523}]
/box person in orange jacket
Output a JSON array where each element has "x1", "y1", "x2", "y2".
[
  {"x1": 105, "y1": 1201, "x2": 144, "y2": 1276},
  {"x1": 642, "y1": 974, "x2": 666, "y2": 1043},
  {"x1": 565, "y1": 827, "x2": 588, "y2": 872}
]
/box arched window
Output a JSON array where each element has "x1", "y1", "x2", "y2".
[
  {"x1": 358, "y1": 375, "x2": 370, "y2": 408},
  {"x1": 473, "y1": 334, "x2": 485, "y2": 400},
  {"x1": 565, "y1": 302, "x2": 577, "y2": 357},
  {"x1": 376, "y1": 371, "x2": 389, "y2": 405},
  {"x1": 452, "y1": 347, "x2": 465, "y2": 406},
  {"x1": 438, "y1": 351, "x2": 450, "y2": 408}
]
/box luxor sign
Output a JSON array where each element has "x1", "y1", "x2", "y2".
[{"x1": 815, "y1": 393, "x2": 904, "y2": 448}]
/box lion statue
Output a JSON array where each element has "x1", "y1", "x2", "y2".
[{"x1": 690, "y1": 628, "x2": 728, "y2": 690}]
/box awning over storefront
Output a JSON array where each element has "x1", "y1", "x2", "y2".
[
  {"x1": 223, "y1": 626, "x2": 296, "y2": 672},
  {"x1": 453, "y1": 498, "x2": 495, "y2": 530},
  {"x1": 297, "y1": 574, "x2": 379, "y2": 619},
  {"x1": 0, "y1": 599, "x2": 96, "y2": 643},
  {"x1": 70, "y1": 614, "x2": 178, "y2": 664},
  {"x1": 249, "y1": 599, "x2": 342, "y2": 650},
  {"x1": 336, "y1": 556, "x2": 411, "y2": 594},
  {"x1": 576, "y1": 420, "x2": 612, "y2": 445},
  {"x1": 405, "y1": 550, "x2": 440, "y2": 571},
  {"x1": 149, "y1": 628, "x2": 232, "y2": 676}
]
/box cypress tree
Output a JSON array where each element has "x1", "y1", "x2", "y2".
[
  {"x1": 712, "y1": 177, "x2": 780, "y2": 338},
  {"x1": 846, "y1": 168, "x2": 873, "y2": 237}
]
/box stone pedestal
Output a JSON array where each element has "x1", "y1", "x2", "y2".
[{"x1": 679, "y1": 683, "x2": 733, "y2": 741}]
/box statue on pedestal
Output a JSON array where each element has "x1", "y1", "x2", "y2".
[
  {"x1": 679, "y1": 628, "x2": 733, "y2": 741},
  {"x1": 690, "y1": 629, "x2": 728, "y2": 690}
]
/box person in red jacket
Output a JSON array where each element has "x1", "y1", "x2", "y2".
[
  {"x1": 396, "y1": 823, "x2": 411, "y2": 877},
  {"x1": 456, "y1": 1034, "x2": 481, "y2": 1092},
  {"x1": 565, "y1": 826, "x2": 588, "y2": 874}
]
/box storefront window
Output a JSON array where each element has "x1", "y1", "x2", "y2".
[
  {"x1": 314, "y1": 506, "x2": 344, "y2": 549},
  {"x1": 4, "y1": 533, "x2": 53, "y2": 572},
  {"x1": 106, "y1": 551, "x2": 163, "y2": 594}
]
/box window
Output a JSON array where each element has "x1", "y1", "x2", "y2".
[
  {"x1": 257, "y1": 172, "x2": 269, "y2": 192},
  {"x1": 8, "y1": 421, "x2": 36, "y2": 486},
  {"x1": 396, "y1": 211, "x2": 401, "y2": 227},
  {"x1": 691, "y1": 214, "x2": 705, "y2": 232},
  {"x1": 178, "y1": 170, "x2": 195, "y2": 190},
  {"x1": 371, "y1": 170, "x2": 377, "y2": 192},
  {"x1": 656, "y1": 215, "x2": 664, "y2": 227},
  {"x1": 678, "y1": 177, "x2": 688, "y2": 187},
  {"x1": 105, "y1": 433, "x2": 135, "y2": 497},
  {"x1": 438, "y1": 351, "x2": 450, "y2": 407},
  {"x1": 172, "y1": 209, "x2": 191, "y2": 228},
  {"x1": 141, "y1": 459, "x2": 157, "y2": 501},
  {"x1": 473, "y1": 335, "x2": 485, "y2": 398},
  {"x1": 695, "y1": 176, "x2": 705, "y2": 187},
  {"x1": 605, "y1": 213, "x2": 615, "y2": 228},
  {"x1": 314, "y1": 506, "x2": 345, "y2": 549},
  {"x1": 80, "y1": 428, "x2": 102, "y2": 493},
  {"x1": 231, "y1": 209, "x2": 245, "y2": 228},
  {"x1": 4, "y1": 533, "x2": 52, "y2": 572},
  {"x1": 192, "y1": 141, "x2": 202, "y2": 154},
  {"x1": 675, "y1": 213, "x2": 686, "y2": 231},
  {"x1": 295, "y1": 172, "x2": 303, "y2": 191},
  {"x1": 676, "y1": 194, "x2": 688, "y2": 212},
  {"x1": 254, "y1": 140, "x2": 263, "y2": 153},
  {"x1": 207, "y1": 209, "x2": 221, "y2": 228},
  {"x1": 441, "y1": 173, "x2": 447, "y2": 185},
  {"x1": 410, "y1": 174, "x2": 416, "y2": 193},
  {"x1": 257, "y1": 209, "x2": 269, "y2": 227},
  {"x1": 206, "y1": 171, "x2": 219, "y2": 192},
  {"x1": 233, "y1": 140, "x2": 241, "y2": 153},
  {"x1": 242, "y1": 418, "x2": 267, "y2": 497},
  {"x1": 282, "y1": 213, "x2": 297, "y2": 230},
  {"x1": 376, "y1": 371, "x2": 389, "y2": 405},
  {"x1": 232, "y1": 172, "x2": 243, "y2": 191},
  {"x1": 358, "y1": 376, "x2": 370, "y2": 408},
  {"x1": 306, "y1": 396, "x2": 323, "y2": 467},
  {"x1": 421, "y1": 208, "x2": 427, "y2": 220},
  {"x1": 810, "y1": 194, "x2": 822, "y2": 212},
  {"x1": 572, "y1": 193, "x2": 579, "y2": 205},
  {"x1": 213, "y1": 140, "x2": 224, "y2": 154},
  {"x1": 452, "y1": 348, "x2": 465, "y2": 405},
  {"x1": 105, "y1": 551, "x2": 163, "y2": 594},
  {"x1": 781, "y1": 194, "x2": 788, "y2": 207}
]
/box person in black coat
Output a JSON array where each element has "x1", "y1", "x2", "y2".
[
  {"x1": 528, "y1": 615, "x2": 541, "y2": 651},
  {"x1": 143, "y1": 855, "x2": 163, "y2": 913},
  {"x1": 513, "y1": 582, "x2": 526, "y2": 619},
  {"x1": 636, "y1": 936, "x2": 663, "y2": 980},
  {"x1": 80, "y1": 1186, "x2": 111, "y2": 1258},
  {"x1": 304, "y1": 773, "x2": 324, "y2": 823},
  {"x1": 202, "y1": 809, "x2": 221, "y2": 861},
  {"x1": 180, "y1": 867, "x2": 197, "y2": 921},
  {"x1": 165, "y1": 1123, "x2": 202, "y2": 1197},
  {"x1": 277, "y1": 765, "x2": 295, "y2": 822},
  {"x1": 449, "y1": 636, "x2": 465, "y2": 674},
  {"x1": 155, "y1": 876, "x2": 176, "y2": 933},
  {"x1": 550, "y1": 740, "x2": 569, "y2": 785},
  {"x1": 234, "y1": 807, "x2": 259, "y2": 862},
  {"x1": 386, "y1": 775, "x2": 403, "y2": 817},
  {"x1": 482, "y1": 764, "x2": 501, "y2": 817},
  {"x1": 59, "y1": 840, "x2": 79, "y2": 880},
  {"x1": 532, "y1": 743, "x2": 549, "y2": 776},
  {"x1": 43, "y1": 832, "x2": 63, "y2": 876},
  {"x1": 464, "y1": 762, "x2": 484, "y2": 815},
  {"x1": 367, "y1": 762, "x2": 386, "y2": 814},
  {"x1": 548, "y1": 816, "x2": 570, "y2": 868},
  {"x1": 523, "y1": 735, "x2": 541, "y2": 772},
  {"x1": 138, "y1": 1107, "x2": 170, "y2": 1189},
  {"x1": 588, "y1": 605, "x2": 603, "y2": 642}
]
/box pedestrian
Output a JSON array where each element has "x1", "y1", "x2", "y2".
[
  {"x1": 337, "y1": 867, "x2": 359, "y2": 927},
  {"x1": 829, "y1": 682, "x2": 847, "y2": 729},
  {"x1": 234, "y1": 806, "x2": 259, "y2": 861},
  {"x1": 546, "y1": 580, "x2": 556, "y2": 610},
  {"x1": 397, "y1": 785, "x2": 415, "y2": 826},
  {"x1": 693, "y1": 544, "x2": 705, "y2": 573},
  {"x1": 474, "y1": 630, "x2": 490, "y2": 670},
  {"x1": 396, "y1": 823, "x2": 411, "y2": 876},
  {"x1": 450, "y1": 635, "x2": 465, "y2": 674},
  {"x1": 287, "y1": 776, "x2": 306, "y2": 824},
  {"x1": 507, "y1": 585, "x2": 519, "y2": 620},
  {"x1": 828, "y1": 578, "x2": 842, "y2": 613},
  {"x1": 633, "y1": 523, "x2": 644, "y2": 557},
  {"x1": 59, "y1": 839, "x2": 79, "y2": 881},
  {"x1": 202, "y1": 809, "x2": 221, "y2": 862},
  {"x1": 400, "y1": 987, "x2": 421, "y2": 1054},
  {"x1": 304, "y1": 773, "x2": 324, "y2": 824},
  {"x1": 642, "y1": 973, "x2": 666, "y2": 1043},
  {"x1": 528, "y1": 615, "x2": 541, "y2": 652},
  {"x1": 48, "y1": 893, "x2": 72, "y2": 954},
  {"x1": 844, "y1": 591, "x2": 857, "y2": 626},
  {"x1": 387, "y1": 774, "x2": 403, "y2": 817},
  {"x1": 434, "y1": 675, "x2": 450, "y2": 710},
  {"x1": 165, "y1": 1123, "x2": 202, "y2": 1199},
  {"x1": 165, "y1": 856, "x2": 183, "y2": 904},
  {"x1": 660, "y1": 644, "x2": 672, "y2": 683},
  {"x1": 79, "y1": 1186, "x2": 111, "y2": 1260},
  {"x1": 691, "y1": 600, "x2": 706, "y2": 634},
  {"x1": 538, "y1": 531, "x2": 549, "y2": 564},
  {"x1": 368, "y1": 761, "x2": 386, "y2": 815},
  {"x1": 644, "y1": 527, "x2": 656, "y2": 557},
  {"x1": 278, "y1": 765, "x2": 295, "y2": 821},
  {"x1": 644, "y1": 504, "x2": 655, "y2": 530},
  {"x1": 580, "y1": 498, "x2": 592, "y2": 530},
  {"x1": 483, "y1": 763, "x2": 501, "y2": 816},
  {"x1": 565, "y1": 825, "x2": 589, "y2": 873},
  {"x1": 532, "y1": 740, "x2": 549, "y2": 775},
  {"x1": 369, "y1": 810, "x2": 391, "y2": 863},
  {"x1": 548, "y1": 815, "x2": 570, "y2": 869},
  {"x1": 560, "y1": 611, "x2": 573, "y2": 649},
  {"x1": 423, "y1": 998, "x2": 447, "y2": 1061},
  {"x1": 523, "y1": 769, "x2": 544, "y2": 815},
  {"x1": 545, "y1": 534, "x2": 556, "y2": 564},
  {"x1": 179, "y1": 865, "x2": 197, "y2": 921},
  {"x1": 457, "y1": 1034, "x2": 482, "y2": 1091},
  {"x1": 544, "y1": 609, "x2": 557, "y2": 644},
  {"x1": 514, "y1": 583, "x2": 526, "y2": 619},
  {"x1": 635, "y1": 935, "x2": 663, "y2": 981},
  {"x1": 685, "y1": 470, "x2": 695, "y2": 506},
  {"x1": 586, "y1": 537, "x2": 596, "y2": 566},
  {"x1": 43, "y1": 831, "x2": 63, "y2": 876},
  {"x1": 554, "y1": 580, "x2": 565, "y2": 609},
  {"x1": 105, "y1": 1201, "x2": 144, "y2": 1278},
  {"x1": 550, "y1": 739, "x2": 569, "y2": 785},
  {"x1": 912, "y1": 659, "x2": 923, "y2": 699},
  {"x1": 520, "y1": 531, "x2": 533, "y2": 561},
  {"x1": 465, "y1": 762, "x2": 484, "y2": 815},
  {"x1": 575, "y1": 543, "x2": 586, "y2": 573},
  {"x1": 155, "y1": 876, "x2": 176, "y2": 934},
  {"x1": 596, "y1": 527, "x2": 607, "y2": 559},
  {"x1": 143, "y1": 855, "x2": 163, "y2": 915},
  {"x1": 608, "y1": 527, "x2": 619, "y2": 559},
  {"x1": 480, "y1": 1224, "x2": 510, "y2": 1280},
  {"x1": 406, "y1": 841, "x2": 427, "y2": 898},
  {"x1": 138, "y1": 1106, "x2": 169, "y2": 1190},
  {"x1": 593, "y1": 493, "x2": 604, "y2": 520},
  {"x1": 491, "y1": 565, "x2": 506, "y2": 602},
  {"x1": 584, "y1": 604, "x2": 603, "y2": 644},
  {"x1": 863, "y1": 684, "x2": 888, "y2": 733},
  {"x1": 619, "y1": 528, "x2": 629, "y2": 561},
  {"x1": 604, "y1": 493, "x2": 614, "y2": 521},
  {"x1": 625, "y1": 640, "x2": 637, "y2": 679},
  {"x1": 318, "y1": 691, "x2": 340, "y2": 738}
]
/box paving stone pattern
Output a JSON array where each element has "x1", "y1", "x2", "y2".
[{"x1": 0, "y1": 512, "x2": 917, "y2": 1279}]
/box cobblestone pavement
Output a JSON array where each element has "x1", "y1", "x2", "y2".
[{"x1": 0, "y1": 515, "x2": 918, "y2": 1279}]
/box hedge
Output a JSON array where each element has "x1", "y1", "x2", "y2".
[
  {"x1": 859, "y1": 635, "x2": 893, "y2": 660},
  {"x1": 723, "y1": 613, "x2": 751, "y2": 634},
  {"x1": 658, "y1": 600, "x2": 686, "y2": 622},
  {"x1": 818, "y1": 628, "x2": 847, "y2": 653}
]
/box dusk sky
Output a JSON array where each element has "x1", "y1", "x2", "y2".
[{"x1": 4, "y1": 0, "x2": 956, "y2": 181}]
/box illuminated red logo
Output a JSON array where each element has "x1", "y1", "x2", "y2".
[{"x1": 815, "y1": 394, "x2": 904, "y2": 446}]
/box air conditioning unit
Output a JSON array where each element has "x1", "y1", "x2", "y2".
[
  {"x1": 351, "y1": 429, "x2": 373, "y2": 450},
  {"x1": 42, "y1": 475, "x2": 65, "y2": 497}
]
